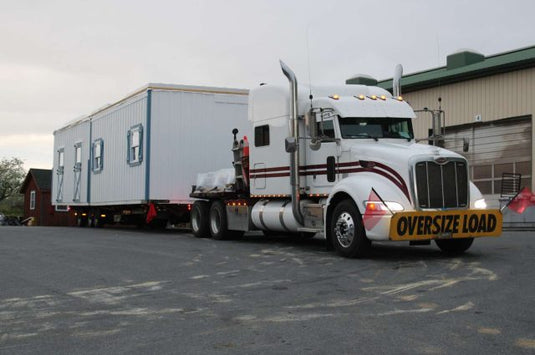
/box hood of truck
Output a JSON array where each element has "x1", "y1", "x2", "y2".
[
  {"x1": 346, "y1": 140, "x2": 464, "y2": 163},
  {"x1": 344, "y1": 139, "x2": 466, "y2": 188},
  {"x1": 336, "y1": 140, "x2": 468, "y2": 208}
]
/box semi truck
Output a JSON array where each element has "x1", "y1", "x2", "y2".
[{"x1": 189, "y1": 61, "x2": 502, "y2": 257}]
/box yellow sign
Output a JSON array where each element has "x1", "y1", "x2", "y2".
[{"x1": 389, "y1": 209, "x2": 502, "y2": 241}]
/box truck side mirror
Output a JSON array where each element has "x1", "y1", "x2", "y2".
[
  {"x1": 285, "y1": 137, "x2": 297, "y2": 153},
  {"x1": 308, "y1": 112, "x2": 321, "y2": 151},
  {"x1": 463, "y1": 137, "x2": 470, "y2": 152}
]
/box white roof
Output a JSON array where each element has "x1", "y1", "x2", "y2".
[
  {"x1": 55, "y1": 83, "x2": 249, "y2": 133},
  {"x1": 248, "y1": 84, "x2": 415, "y2": 122}
]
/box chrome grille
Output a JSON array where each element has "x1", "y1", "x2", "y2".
[{"x1": 415, "y1": 160, "x2": 468, "y2": 209}]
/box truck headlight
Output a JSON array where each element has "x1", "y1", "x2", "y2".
[
  {"x1": 474, "y1": 198, "x2": 487, "y2": 209},
  {"x1": 363, "y1": 201, "x2": 404, "y2": 212}
]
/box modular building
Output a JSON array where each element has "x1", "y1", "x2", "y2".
[{"x1": 52, "y1": 84, "x2": 249, "y2": 226}]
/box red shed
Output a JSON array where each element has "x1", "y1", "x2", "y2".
[{"x1": 19, "y1": 168, "x2": 76, "y2": 226}]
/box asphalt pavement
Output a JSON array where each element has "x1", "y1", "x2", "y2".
[{"x1": 0, "y1": 226, "x2": 534, "y2": 354}]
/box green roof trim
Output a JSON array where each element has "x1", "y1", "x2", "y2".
[
  {"x1": 346, "y1": 75, "x2": 378, "y2": 86},
  {"x1": 377, "y1": 46, "x2": 535, "y2": 93},
  {"x1": 447, "y1": 50, "x2": 485, "y2": 69}
]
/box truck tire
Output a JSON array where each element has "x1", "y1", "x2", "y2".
[
  {"x1": 330, "y1": 199, "x2": 371, "y2": 258},
  {"x1": 209, "y1": 201, "x2": 229, "y2": 240},
  {"x1": 435, "y1": 238, "x2": 474, "y2": 254},
  {"x1": 191, "y1": 201, "x2": 209, "y2": 238}
]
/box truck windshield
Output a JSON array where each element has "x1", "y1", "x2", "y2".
[{"x1": 339, "y1": 117, "x2": 414, "y2": 140}]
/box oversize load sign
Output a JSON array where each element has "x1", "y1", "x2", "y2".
[{"x1": 389, "y1": 209, "x2": 502, "y2": 241}]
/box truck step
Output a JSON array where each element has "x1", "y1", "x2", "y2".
[{"x1": 297, "y1": 227, "x2": 322, "y2": 233}]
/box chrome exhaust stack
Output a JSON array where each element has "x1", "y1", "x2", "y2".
[
  {"x1": 393, "y1": 64, "x2": 403, "y2": 97},
  {"x1": 280, "y1": 60, "x2": 304, "y2": 226}
]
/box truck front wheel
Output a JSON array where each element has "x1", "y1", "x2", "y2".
[
  {"x1": 191, "y1": 201, "x2": 209, "y2": 238},
  {"x1": 330, "y1": 199, "x2": 371, "y2": 258},
  {"x1": 435, "y1": 238, "x2": 474, "y2": 254}
]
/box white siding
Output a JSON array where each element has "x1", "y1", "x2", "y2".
[
  {"x1": 149, "y1": 90, "x2": 249, "y2": 202},
  {"x1": 52, "y1": 85, "x2": 249, "y2": 207},
  {"x1": 52, "y1": 120, "x2": 91, "y2": 206},
  {"x1": 90, "y1": 93, "x2": 148, "y2": 204}
]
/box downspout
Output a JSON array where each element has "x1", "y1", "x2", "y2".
[{"x1": 279, "y1": 60, "x2": 304, "y2": 225}]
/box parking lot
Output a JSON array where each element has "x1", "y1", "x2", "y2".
[{"x1": 0, "y1": 226, "x2": 534, "y2": 354}]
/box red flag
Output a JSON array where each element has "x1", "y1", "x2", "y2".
[
  {"x1": 363, "y1": 189, "x2": 388, "y2": 230},
  {"x1": 146, "y1": 203, "x2": 157, "y2": 223},
  {"x1": 508, "y1": 187, "x2": 535, "y2": 214}
]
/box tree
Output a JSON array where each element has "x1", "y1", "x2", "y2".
[{"x1": 0, "y1": 157, "x2": 26, "y2": 203}]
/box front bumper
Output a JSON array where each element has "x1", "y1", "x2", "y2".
[{"x1": 388, "y1": 209, "x2": 502, "y2": 241}]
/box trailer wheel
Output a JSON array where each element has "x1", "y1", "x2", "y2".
[
  {"x1": 330, "y1": 199, "x2": 371, "y2": 258},
  {"x1": 209, "y1": 201, "x2": 229, "y2": 240},
  {"x1": 89, "y1": 211, "x2": 104, "y2": 228},
  {"x1": 92, "y1": 216, "x2": 103, "y2": 228},
  {"x1": 191, "y1": 201, "x2": 210, "y2": 238},
  {"x1": 435, "y1": 238, "x2": 474, "y2": 254},
  {"x1": 77, "y1": 215, "x2": 88, "y2": 227}
]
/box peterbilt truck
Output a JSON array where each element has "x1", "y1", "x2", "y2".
[{"x1": 190, "y1": 61, "x2": 502, "y2": 257}]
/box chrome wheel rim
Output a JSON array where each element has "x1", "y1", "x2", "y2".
[{"x1": 335, "y1": 212, "x2": 355, "y2": 248}]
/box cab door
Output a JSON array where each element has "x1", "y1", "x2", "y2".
[{"x1": 305, "y1": 113, "x2": 340, "y2": 191}]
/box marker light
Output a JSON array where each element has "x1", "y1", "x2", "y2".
[
  {"x1": 385, "y1": 201, "x2": 405, "y2": 212},
  {"x1": 370, "y1": 95, "x2": 377, "y2": 100},
  {"x1": 356, "y1": 94, "x2": 365, "y2": 100},
  {"x1": 329, "y1": 94, "x2": 340, "y2": 100},
  {"x1": 396, "y1": 96, "x2": 403, "y2": 101},
  {"x1": 379, "y1": 95, "x2": 387, "y2": 100}
]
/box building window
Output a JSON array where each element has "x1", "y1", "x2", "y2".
[
  {"x1": 56, "y1": 148, "x2": 65, "y2": 202},
  {"x1": 127, "y1": 125, "x2": 143, "y2": 165},
  {"x1": 30, "y1": 190, "x2": 36, "y2": 210},
  {"x1": 92, "y1": 139, "x2": 104, "y2": 172},
  {"x1": 73, "y1": 142, "x2": 82, "y2": 202},
  {"x1": 58, "y1": 149, "x2": 64, "y2": 169},
  {"x1": 254, "y1": 125, "x2": 270, "y2": 147},
  {"x1": 55, "y1": 205, "x2": 69, "y2": 212},
  {"x1": 472, "y1": 161, "x2": 531, "y2": 195},
  {"x1": 75, "y1": 143, "x2": 82, "y2": 166}
]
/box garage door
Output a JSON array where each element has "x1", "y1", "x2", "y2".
[{"x1": 440, "y1": 115, "x2": 532, "y2": 196}]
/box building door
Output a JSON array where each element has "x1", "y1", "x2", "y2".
[{"x1": 441, "y1": 116, "x2": 532, "y2": 199}]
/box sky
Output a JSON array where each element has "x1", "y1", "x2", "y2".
[{"x1": 1, "y1": 0, "x2": 534, "y2": 171}]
